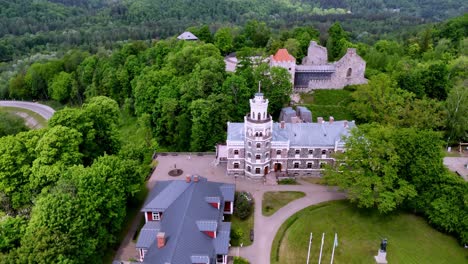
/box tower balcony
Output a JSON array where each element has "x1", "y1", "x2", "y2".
[{"x1": 246, "y1": 115, "x2": 272, "y2": 124}]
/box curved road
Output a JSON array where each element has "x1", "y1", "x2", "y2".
[
  {"x1": 233, "y1": 181, "x2": 346, "y2": 264},
  {"x1": 0, "y1": 101, "x2": 55, "y2": 120}
]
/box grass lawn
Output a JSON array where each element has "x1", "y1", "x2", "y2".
[
  {"x1": 0, "y1": 106, "x2": 48, "y2": 128},
  {"x1": 228, "y1": 213, "x2": 254, "y2": 247},
  {"x1": 262, "y1": 191, "x2": 306, "y2": 216},
  {"x1": 299, "y1": 90, "x2": 355, "y2": 121},
  {"x1": 271, "y1": 200, "x2": 467, "y2": 264}
]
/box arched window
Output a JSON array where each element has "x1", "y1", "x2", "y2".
[
  {"x1": 259, "y1": 132, "x2": 263, "y2": 137},
  {"x1": 248, "y1": 153, "x2": 251, "y2": 158},
  {"x1": 256, "y1": 154, "x2": 261, "y2": 160},
  {"x1": 247, "y1": 166, "x2": 251, "y2": 172},
  {"x1": 252, "y1": 112, "x2": 255, "y2": 119},
  {"x1": 258, "y1": 113, "x2": 261, "y2": 120},
  {"x1": 256, "y1": 143, "x2": 261, "y2": 148},
  {"x1": 347, "y1": 68, "x2": 352, "y2": 77},
  {"x1": 263, "y1": 112, "x2": 266, "y2": 118},
  {"x1": 276, "y1": 149, "x2": 281, "y2": 155},
  {"x1": 265, "y1": 153, "x2": 269, "y2": 158}
]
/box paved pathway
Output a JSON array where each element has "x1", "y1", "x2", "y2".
[
  {"x1": 0, "y1": 100, "x2": 55, "y2": 120},
  {"x1": 114, "y1": 154, "x2": 346, "y2": 263}
]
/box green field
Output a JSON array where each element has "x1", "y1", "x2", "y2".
[
  {"x1": 300, "y1": 90, "x2": 355, "y2": 121},
  {"x1": 271, "y1": 200, "x2": 467, "y2": 264},
  {"x1": 263, "y1": 191, "x2": 305, "y2": 216}
]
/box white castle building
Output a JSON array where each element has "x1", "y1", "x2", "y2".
[
  {"x1": 270, "y1": 41, "x2": 367, "y2": 91},
  {"x1": 216, "y1": 92, "x2": 356, "y2": 180}
]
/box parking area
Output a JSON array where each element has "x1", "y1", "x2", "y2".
[
  {"x1": 443, "y1": 157, "x2": 468, "y2": 181},
  {"x1": 147, "y1": 154, "x2": 234, "y2": 189}
]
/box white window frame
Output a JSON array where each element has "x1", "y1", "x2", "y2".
[{"x1": 152, "y1": 212, "x2": 160, "y2": 221}]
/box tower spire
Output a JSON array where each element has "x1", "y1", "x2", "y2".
[{"x1": 258, "y1": 81, "x2": 261, "y2": 93}]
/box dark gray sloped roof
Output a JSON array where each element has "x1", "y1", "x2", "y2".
[
  {"x1": 142, "y1": 181, "x2": 190, "y2": 212},
  {"x1": 214, "y1": 222, "x2": 231, "y2": 255},
  {"x1": 190, "y1": 255, "x2": 209, "y2": 263},
  {"x1": 227, "y1": 121, "x2": 355, "y2": 146},
  {"x1": 220, "y1": 184, "x2": 235, "y2": 201},
  {"x1": 227, "y1": 122, "x2": 244, "y2": 141},
  {"x1": 205, "y1": 196, "x2": 221, "y2": 204},
  {"x1": 141, "y1": 177, "x2": 235, "y2": 264},
  {"x1": 272, "y1": 121, "x2": 355, "y2": 146},
  {"x1": 136, "y1": 221, "x2": 161, "y2": 249},
  {"x1": 196, "y1": 220, "x2": 218, "y2": 232}
]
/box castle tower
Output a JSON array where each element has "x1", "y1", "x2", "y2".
[
  {"x1": 244, "y1": 87, "x2": 273, "y2": 179},
  {"x1": 270, "y1": 49, "x2": 296, "y2": 85}
]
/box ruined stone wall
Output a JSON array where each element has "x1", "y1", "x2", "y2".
[{"x1": 294, "y1": 48, "x2": 368, "y2": 92}]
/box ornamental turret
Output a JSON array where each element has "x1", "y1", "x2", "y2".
[{"x1": 244, "y1": 84, "x2": 273, "y2": 178}]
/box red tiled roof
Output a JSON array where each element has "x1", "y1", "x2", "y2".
[{"x1": 273, "y1": 49, "x2": 295, "y2": 62}]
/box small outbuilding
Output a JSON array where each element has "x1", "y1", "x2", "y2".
[{"x1": 177, "y1": 31, "x2": 199, "y2": 41}]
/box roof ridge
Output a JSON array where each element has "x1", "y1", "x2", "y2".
[{"x1": 167, "y1": 182, "x2": 196, "y2": 263}]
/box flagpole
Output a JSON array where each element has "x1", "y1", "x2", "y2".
[
  {"x1": 318, "y1": 233, "x2": 325, "y2": 264},
  {"x1": 306, "y1": 233, "x2": 313, "y2": 264},
  {"x1": 330, "y1": 233, "x2": 338, "y2": 264}
]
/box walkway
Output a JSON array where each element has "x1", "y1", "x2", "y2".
[{"x1": 114, "y1": 154, "x2": 346, "y2": 263}]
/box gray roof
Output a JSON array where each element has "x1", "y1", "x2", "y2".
[
  {"x1": 227, "y1": 121, "x2": 355, "y2": 147},
  {"x1": 296, "y1": 64, "x2": 335, "y2": 72},
  {"x1": 205, "y1": 196, "x2": 221, "y2": 204},
  {"x1": 227, "y1": 122, "x2": 244, "y2": 141},
  {"x1": 142, "y1": 181, "x2": 190, "y2": 212},
  {"x1": 279, "y1": 107, "x2": 297, "y2": 123},
  {"x1": 220, "y1": 184, "x2": 235, "y2": 201},
  {"x1": 177, "y1": 31, "x2": 198, "y2": 40},
  {"x1": 213, "y1": 222, "x2": 231, "y2": 255},
  {"x1": 136, "y1": 221, "x2": 161, "y2": 249},
  {"x1": 190, "y1": 255, "x2": 209, "y2": 263},
  {"x1": 196, "y1": 220, "x2": 218, "y2": 232},
  {"x1": 140, "y1": 177, "x2": 235, "y2": 264}
]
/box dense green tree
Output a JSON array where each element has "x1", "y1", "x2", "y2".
[
  {"x1": 445, "y1": 81, "x2": 468, "y2": 142},
  {"x1": 283, "y1": 38, "x2": 301, "y2": 58},
  {"x1": 30, "y1": 125, "x2": 82, "y2": 192},
  {"x1": 243, "y1": 20, "x2": 271, "y2": 48},
  {"x1": 82, "y1": 96, "x2": 121, "y2": 155},
  {"x1": 0, "y1": 131, "x2": 42, "y2": 213},
  {"x1": 214, "y1": 27, "x2": 234, "y2": 55},
  {"x1": 350, "y1": 74, "x2": 445, "y2": 129},
  {"x1": 0, "y1": 111, "x2": 28, "y2": 137},
  {"x1": 190, "y1": 94, "x2": 230, "y2": 151},
  {"x1": 0, "y1": 215, "x2": 27, "y2": 253},
  {"x1": 326, "y1": 22, "x2": 349, "y2": 61},
  {"x1": 49, "y1": 71, "x2": 74, "y2": 103},
  {"x1": 326, "y1": 125, "x2": 441, "y2": 213},
  {"x1": 420, "y1": 62, "x2": 450, "y2": 100}
]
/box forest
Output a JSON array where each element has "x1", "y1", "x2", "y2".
[
  {"x1": 0, "y1": 1, "x2": 466, "y2": 262},
  {"x1": 0, "y1": 0, "x2": 466, "y2": 62}
]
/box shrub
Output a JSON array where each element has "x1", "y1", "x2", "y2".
[
  {"x1": 234, "y1": 192, "x2": 253, "y2": 220},
  {"x1": 278, "y1": 178, "x2": 297, "y2": 185},
  {"x1": 233, "y1": 256, "x2": 250, "y2": 264}
]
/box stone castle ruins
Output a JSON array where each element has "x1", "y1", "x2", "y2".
[{"x1": 270, "y1": 41, "x2": 367, "y2": 91}]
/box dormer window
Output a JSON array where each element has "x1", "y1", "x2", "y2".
[{"x1": 295, "y1": 149, "x2": 300, "y2": 155}]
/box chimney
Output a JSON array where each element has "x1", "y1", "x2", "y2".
[
  {"x1": 193, "y1": 175, "x2": 199, "y2": 182},
  {"x1": 317, "y1": 117, "x2": 324, "y2": 124},
  {"x1": 280, "y1": 121, "x2": 285, "y2": 129},
  {"x1": 329, "y1": 116, "x2": 334, "y2": 124},
  {"x1": 157, "y1": 232, "x2": 166, "y2": 248},
  {"x1": 186, "y1": 175, "x2": 191, "y2": 183},
  {"x1": 344, "y1": 121, "x2": 348, "y2": 128}
]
